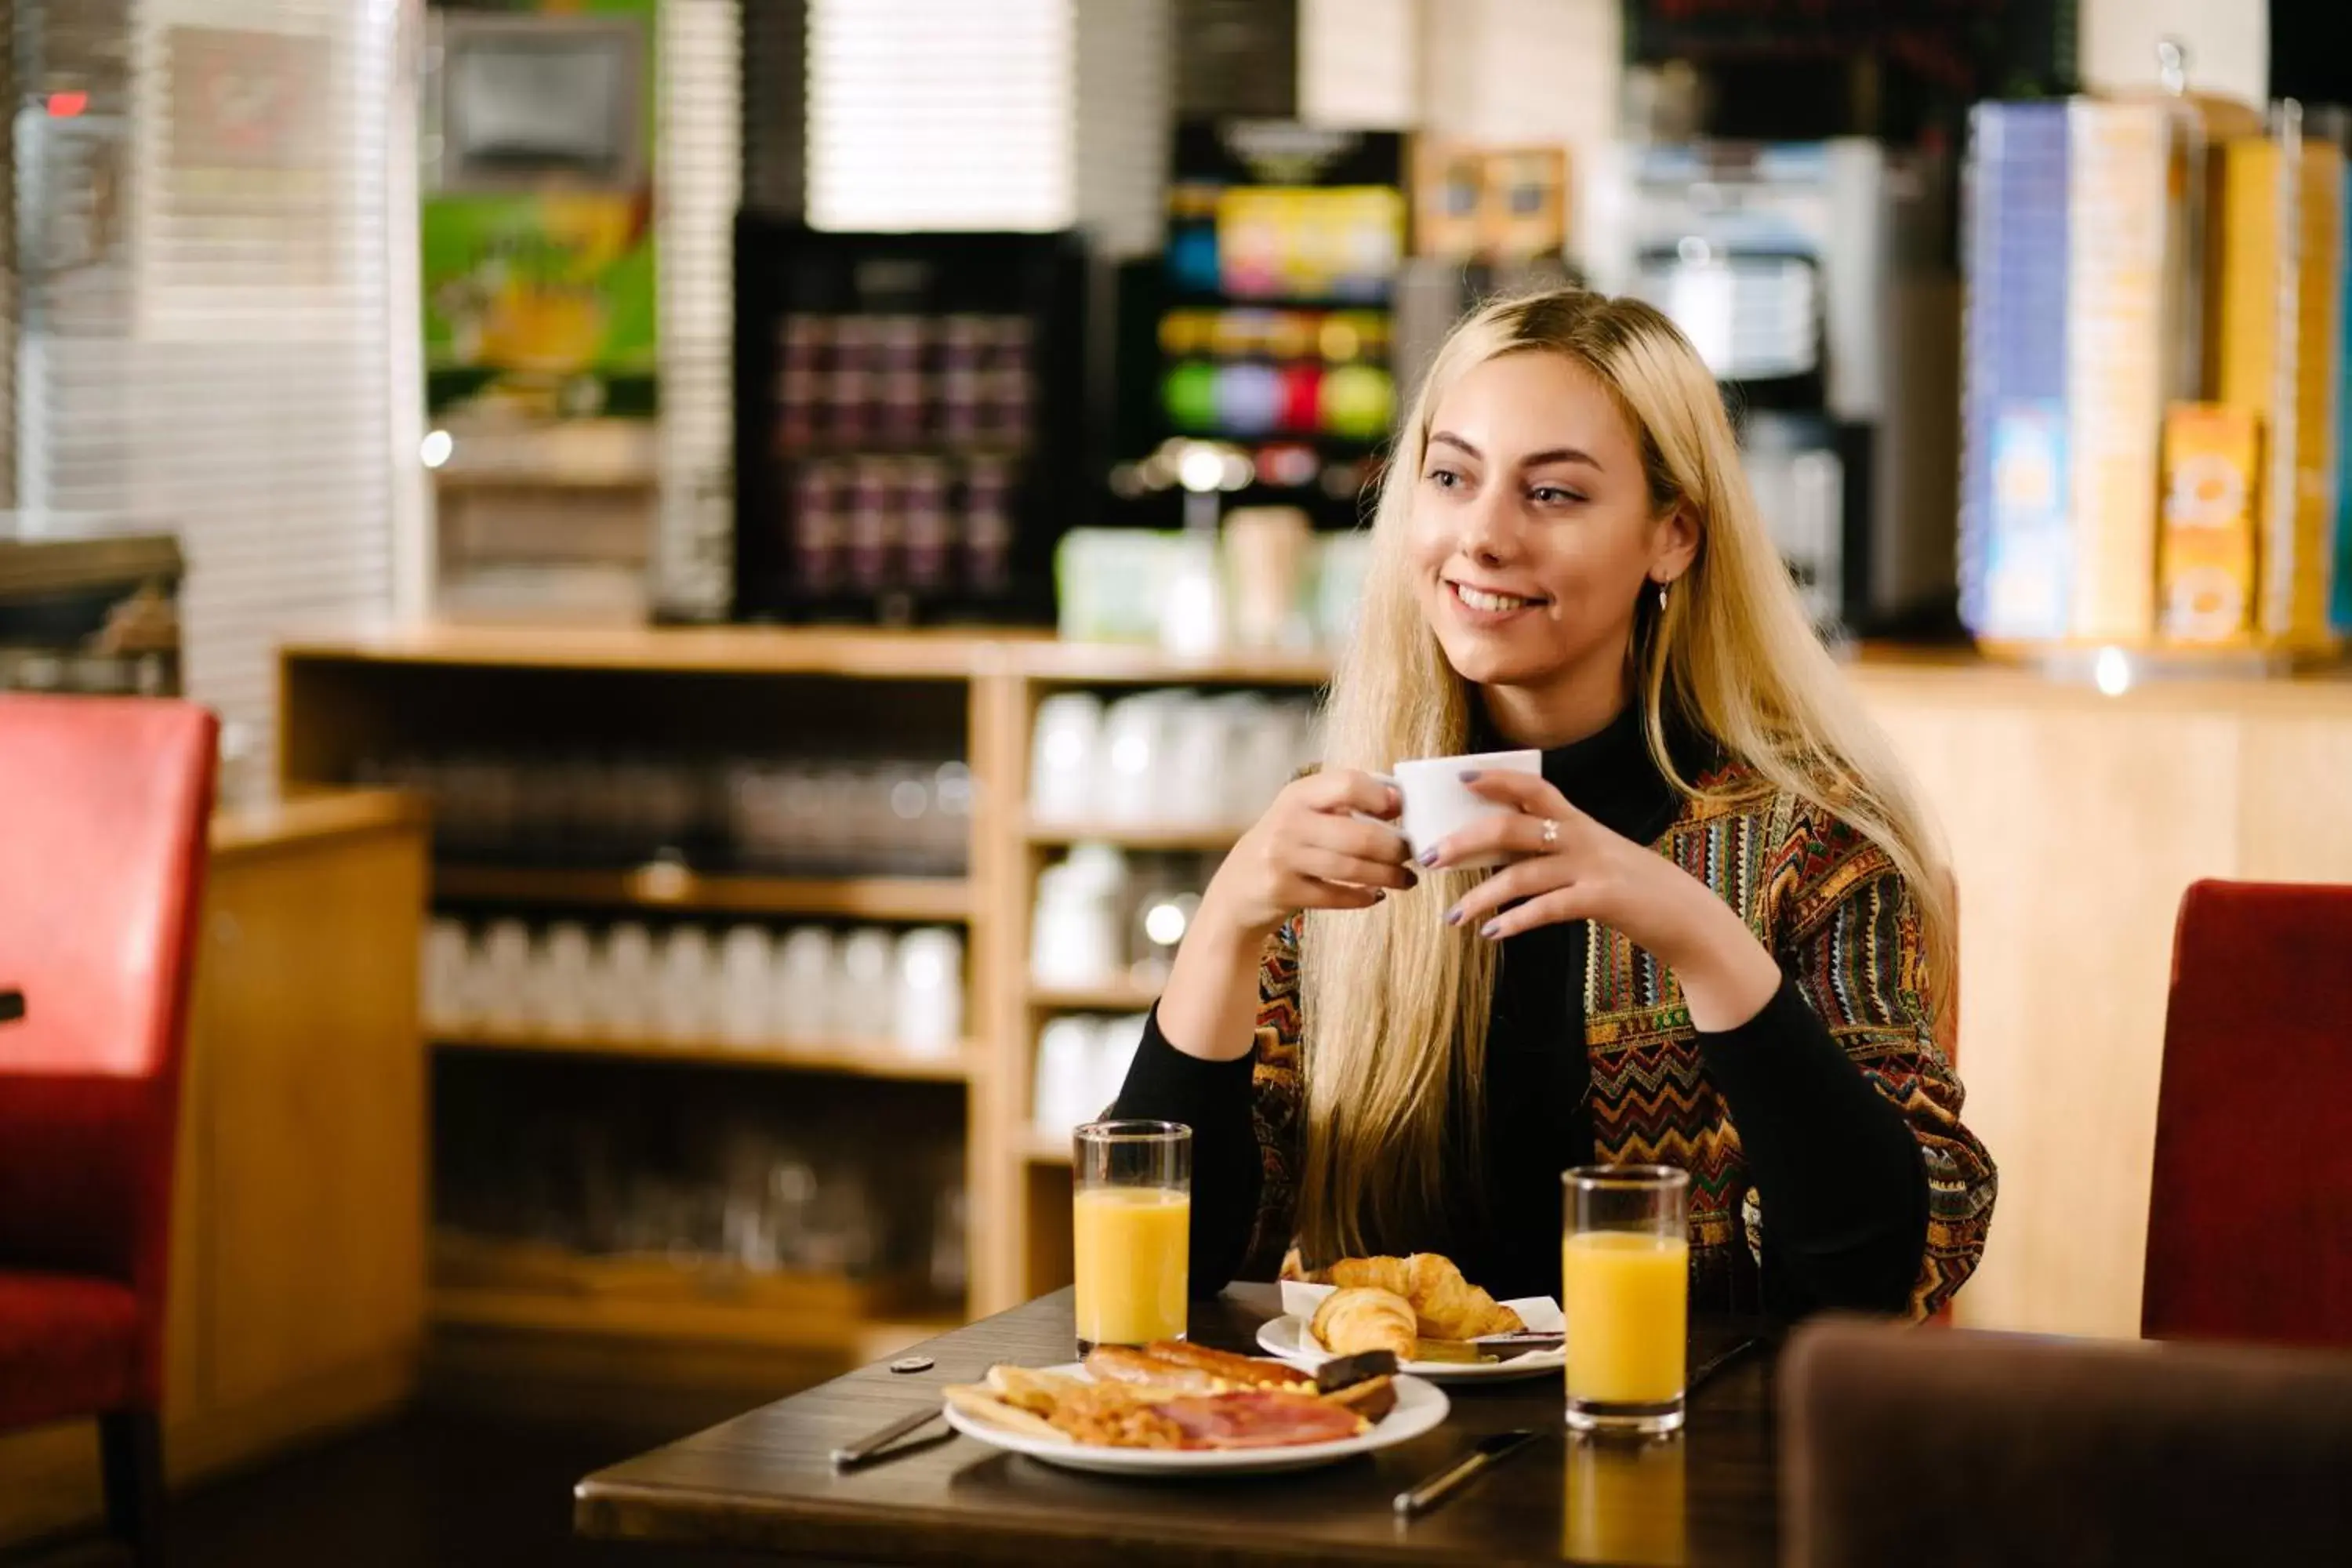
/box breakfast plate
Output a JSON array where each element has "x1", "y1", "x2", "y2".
[
  {"x1": 941, "y1": 1360, "x2": 1450, "y2": 1476},
  {"x1": 1254, "y1": 1312, "x2": 1565, "y2": 1383},
  {"x1": 1258, "y1": 1279, "x2": 1566, "y2": 1384}
]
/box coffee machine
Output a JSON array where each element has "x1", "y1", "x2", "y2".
[{"x1": 1581, "y1": 139, "x2": 1961, "y2": 637}]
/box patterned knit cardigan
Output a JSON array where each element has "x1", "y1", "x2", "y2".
[{"x1": 1240, "y1": 760, "x2": 1998, "y2": 1319}]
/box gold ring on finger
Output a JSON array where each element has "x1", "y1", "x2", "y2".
[{"x1": 1541, "y1": 818, "x2": 1559, "y2": 848}]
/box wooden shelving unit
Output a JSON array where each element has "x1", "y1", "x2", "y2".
[
  {"x1": 1025, "y1": 979, "x2": 1162, "y2": 1013},
  {"x1": 280, "y1": 626, "x2": 1335, "y2": 1335},
  {"x1": 429, "y1": 1288, "x2": 961, "y2": 1367},
  {"x1": 432, "y1": 1030, "x2": 975, "y2": 1082},
  {"x1": 433, "y1": 865, "x2": 971, "y2": 922},
  {"x1": 988, "y1": 644, "x2": 1331, "y2": 1304},
  {"x1": 428, "y1": 1232, "x2": 959, "y2": 1360},
  {"x1": 1021, "y1": 820, "x2": 1243, "y2": 853}
]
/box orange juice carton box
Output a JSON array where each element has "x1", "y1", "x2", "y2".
[{"x1": 2159, "y1": 402, "x2": 2263, "y2": 643}]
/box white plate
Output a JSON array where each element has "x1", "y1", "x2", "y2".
[
  {"x1": 1254, "y1": 1313, "x2": 1566, "y2": 1384},
  {"x1": 940, "y1": 1362, "x2": 1450, "y2": 1476}
]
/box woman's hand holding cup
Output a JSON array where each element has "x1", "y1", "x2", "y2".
[{"x1": 1199, "y1": 771, "x2": 1413, "y2": 941}]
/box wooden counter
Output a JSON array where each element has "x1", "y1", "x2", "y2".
[
  {"x1": 1847, "y1": 662, "x2": 2352, "y2": 1339},
  {"x1": 0, "y1": 789, "x2": 428, "y2": 1549},
  {"x1": 277, "y1": 625, "x2": 2352, "y2": 1349}
]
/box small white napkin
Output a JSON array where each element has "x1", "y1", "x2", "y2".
[{"x1": 1278, "y1": 1279, "x2": 1564, "y2": 1339}]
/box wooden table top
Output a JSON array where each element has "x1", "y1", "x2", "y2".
[{"x1": 575, "y1": 1284, "x2": 1779, "y2": 1566}]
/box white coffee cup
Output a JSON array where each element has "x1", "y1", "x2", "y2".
[{"x1": 1381, "y1": 749, "x2": 1543, "y2": 868}]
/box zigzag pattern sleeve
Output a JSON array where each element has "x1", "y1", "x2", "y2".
[
  {"x1": 1769, "y1": 808, "x2": 1999, "y2": 1317},
  {"x1": 1238, "y1": 916, "x2": 1307, "y2": 1281}
]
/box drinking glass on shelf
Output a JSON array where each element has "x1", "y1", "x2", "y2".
[
  {"x1": 477, "y1": 920, "x2": 533, "y2": 1034},
  {"x1": 891, "y1": 927, "x2": 964, "y2": 1057},
  {"x1": 1072, "y1": 1120, "x2": 1191, "y2": 1356},
  {"x1": 1029, "y1": 693, "x2": 1102, "y2": 825},
  {"x1": 1092, "y1": 1015, "x2": 1149, "y2": 1114},
  {"x1": 534, "y1": 922, "x2": 596, "y2": 1037},
  {"x1": 1033, "y1": 1017, "x2": 1100, "y2": 1134},
  {"x1": 654, "y1": 927, "x2": 717, "y2": 1044},
  {"x1": 596, "y1": 923, "x2": 659, "y2": 1039},
  {"x1": 834, "y1": 928, "x2": 896, "y2": 1042},
  {"x1": 420, "y1": 918, "x2": 474, "y2": 1035},
  {"x1": 1562, "y1": 1165, "x2": 1691, "y2": 1435},
  {"x1": 717, "y1": 925, "x2": 775, "y2": 1047},
  {"x1": 927, "y1": 760, "x2": 974, "y2": 874}
]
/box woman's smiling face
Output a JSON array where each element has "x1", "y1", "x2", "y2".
[{"x1": 1409, "y1": 350, "x2": 1693, "y2": 698}]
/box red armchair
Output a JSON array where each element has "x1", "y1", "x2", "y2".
[
  {"x1": 0, "y1": 694, "x2": 218, "y2": 1563},
  {"x1": 2142, "y1": 878, "x2": 2352, "y2": 1348}
]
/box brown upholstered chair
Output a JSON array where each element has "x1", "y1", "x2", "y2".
[{"x1": 1780, "y1": 1317, "x2": 2352, "y2": 1568}]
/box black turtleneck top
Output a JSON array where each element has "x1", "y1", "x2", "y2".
[{"x1": 1113, "y1": 705, "x2": 1930, "y2": 1319}]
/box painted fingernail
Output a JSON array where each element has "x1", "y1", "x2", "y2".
[
  {"x1": 1446, "y1": 906, "x2": 1465, "y2": 926},
  {"x1": 1458, "y1": 769, "x2": 1483, "y2": 782},
  {"x1": 1479, "y1": 920, "x2": 1503, "y2": 939},
  {"x1": 1417, "y1": 847, "x2": 1440, "y2": 868}
]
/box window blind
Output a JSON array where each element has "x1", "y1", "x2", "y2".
[
  {"x1": 1298, "y1": 0, "x2": 1621, "y2": 146},
  {"x1": 805, "y1": 0, "x2": 1077, "y2": 233},
  {"x1": 653, "y1": 0, "x2": 740, "y2": 620},
  {"x1": 804, "y1": 0, "x2": 1170, "y2": 255},
  {"x1": 8, "y1": 0, "x2": 412, "y2": 772},
  {"x1": 1298, "y1": 0, "x2": 1417, "y2": 130}
]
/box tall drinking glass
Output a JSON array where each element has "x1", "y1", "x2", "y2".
[
  {"x1": 1072, "y1": 1120, "x2": 1191, "y2": 1356},
  {"x1": 1562, "y1": 1165, "x2": 1690, "y2": 1434}
]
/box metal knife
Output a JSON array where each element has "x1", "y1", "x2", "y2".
[
  {"x1": 829, "y1": 1404, "x2": 945, "y2": 1468},
  {"x1": 1687, "y1": 1334, "x2": 1764, "y2": 1392},
  {"x1": 1392, "y1": 1428, "x2": 1544, "y2": 1518}
]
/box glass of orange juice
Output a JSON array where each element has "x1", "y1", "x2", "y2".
[
  {"x1": 1562, "y1": 1165, "x2": 1690, "y2": 1434},
  {"x1": 1072, "y1": 1120, "x2": 1191, "y2": 1356}
]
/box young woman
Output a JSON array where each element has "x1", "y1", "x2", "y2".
[{"x1": 1115, "y1": 289, "x2": 1995, "y2": 1319}]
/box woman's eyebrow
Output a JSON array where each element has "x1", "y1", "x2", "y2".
[
  {"x1": 1519, "y1": 445, "x2": 1603, "y2": 472},
  {"x1": 1428, "y1": 431, "x2": 1605, "y2": 472}
]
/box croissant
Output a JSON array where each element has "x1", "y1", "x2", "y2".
[
  {"x1": 1309, "y1": 1287, "x2": 1417, "y2": 1359},
  {"x1": 1327, "y1": 1253, "x2": 1524, "y2": 1340}
]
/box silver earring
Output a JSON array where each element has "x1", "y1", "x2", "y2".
[{"x1": 1655, "y1": 580, "x2": 1669, "y2": 612}]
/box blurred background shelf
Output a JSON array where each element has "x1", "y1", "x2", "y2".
[
  {"x1": 282, "y1": 624, "x2": 1011, "y2": 680},
  {"x1": 430, "y1": 1286, "x2": 861, "y2": 1352},
  {"x1": 431, "y1": 1235, "x2": 951, "y2": 1344},
  {"x1": 430, "y1": 1031, "x2": 974, "y2": 1083},
  {"x1": 1020, "y1": 821, "x2": 1242, "y2": 852},
  {"x1": 1019, "y1": 1126, "x2": 1076, "y2": 1164},
  {"x1": 432, "y1": 865, "x2": 972, "y2": 922},
  {"x1": 1011, "y1": 643, "x2": 1330, "y2": 687},
  {"x1": 429, "y1": 1290, "x2": 960, "y2": 1363},
  {"x1": 427, "y1": 1235, "x2": 957, "y2": 1358},
  {"x1": 1026, "y1": 980, "x2": 1160, "y2": 1012}
]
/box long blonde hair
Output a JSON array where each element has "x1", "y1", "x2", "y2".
[{"x1": 1294, "y1": 288, "x2": 1952, "y2": 1264}]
